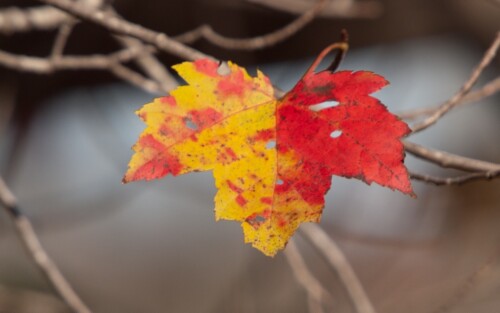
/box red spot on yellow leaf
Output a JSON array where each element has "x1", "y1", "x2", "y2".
[
  {"x1": 194, "y1": 59, "x2": 218, "y2": 77},
  {"x1": 227, "y1": 180, "x2": 244, "y2": 194},
  {"x1": 260, "y1": 197, "x2": 272, "y2": 205},
  {"x1": 160, "y1": 96, "x2": 176, "y2": 106},
  {"x1": 236, "y1": 194, "x2": 247, "y2": 206}
]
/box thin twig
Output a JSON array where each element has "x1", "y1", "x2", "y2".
[
  {"x1": 174, "y1": 0, "x2": 328, "y2": 50},
  {"x1": 50, "y1": 21, "x2": 76, "y2": 59},
  {"x1": 114, "y1": 35, "x2": 177, "y2": 93},
  {"x1": 107, "y1": 7, "x2": 178, "y2": 93},
  {"x1": 0, "y1": 48, "x2": 162, "y2": 93},
  {"x1": 410, "y1": 170, "x2": 500, "y2": 186},
  {"x1": 411, "y1": 32, "x2": 500, "y2": 133},
  {"x1": 399, "y1": 76, "x2": 500, "y2": 121},
  {"x1": 0, "y1": 176, "x2": 92, "y2": 313},
  {"x1": 284, "y1": 239, "x2": 333, "y2": 313},
  {"x1": 300, "y1": 224, "x2": 377, "y2": 313},
  {"x1": 404, "y1": 141, "x2": 500, "y2": 173},
  {"x1": 38, "y1": 0, "x2": 212, "y2": 61}
]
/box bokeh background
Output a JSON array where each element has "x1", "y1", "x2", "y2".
[{"x1": 0, "y1": 0, "x2": 499, "y2": 312}]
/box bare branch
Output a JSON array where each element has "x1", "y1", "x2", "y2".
[
  {"x1": 109, "y1": 62, "x2": 161, "y2": 93},
  {"x1": 38, "y1": 0, "x2": 212, "y2": 61},
  {"x1": 410, "y1": 170, "x2": 500, "y2": 185},
  {"x1": 0, "y1": 0, "x2": 100, "y2": 34},
  {"x1": 411, "y1": 32, "x2": 500, "y2": 133},
  {"x1": 50, "y1": 21, "x2": 76, "y2": 59},
  {"x1": 107, "y1": 7, "x2": 178, "y2": 93},
  {"x1": 284, "y1": 239, "x2": 333, "y2": 312},
  {"x1": 175, "y1": 0, "x2": 328, "y2": 50},
  {"x1": 300, "y1": 224, "x2": 377, "y2": 313},
  {"x1": 399, "y1": 76, "x2": 500, "y2": 121},
  {"x1": 0, "y1": 48, "x2": 162, "y2": 93},
  {"x1": 404, "y1": 141, "x2": 500, "y2": 173},
  {"x1": 0, "y1": 176, "x2": 92, "y2": 313},
  {"x1": 247, "y1": 0, "x2": 382, "y2": 19},
  {"x1": 114, "y1": 35, "x2": 177, "y2": 93}
]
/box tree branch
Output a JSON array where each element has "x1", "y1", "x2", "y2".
[
  {"x1": 398, "y1": 76, "x2": 500, "y2": 121},
  {"x1": 0, "y1": 176, "x2": 92, "y2": 313},
  {"x1": 38, "y1": 0, "x2": 212, "y2": 61},
  {"x1": 300, "y1": 224, "x2": 377, "y2": 313},
  {"x1": 410, "y1": 32, "x2": 500, "y2": 133},
  {"x1": 0, "y1": 48, "x2": 162, "y2": 93},
  {"x1": 174, "y1": 0, "x2": 328, "y2": 50},
  {"x1": 404, "y1": 141, "x2": 500, "y2": 173},
  {"x1": 410, "y1": 170, "x2": 500, "y2": 186},
  {"x1": 284, "y1": 239, "x2": 333, "y2": 313}
]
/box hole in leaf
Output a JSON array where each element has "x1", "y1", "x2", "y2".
[
  {"x1": 217, "y1": 62, "x2": 231, "y2": 76},
  {"x1": 265, "y1": 140, "x2": 276, "y2": 149},
  {"x1": 184, "y1": 118, "x2": 198, "y2": 130},
  {"x1": 309, "y1": 100, "x2": 339, "y2": 112},
  {"x1": 330, "y1": 130, "x2": 342, "y2": 138},
  {"x1": 276, "y1": 179, "x2": 284, "y2": 185},
  {"x1": 254, "y1": 215, "x2": 266, "y2": 223}
]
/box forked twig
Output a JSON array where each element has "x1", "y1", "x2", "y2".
[
  {"x1": 411, "y1": 32, "x2": 500, "y2": 133},
  {"x1": 174, "y1": 0, "x2": 328, "y2": 50},
  {"x1": 399, "y1": 76, "x2": 500, "y2": 121},
  {"x1": 38, "y1": 0, "x2": 212, "y2": 61},
  {"x1": 284, "y1": 239, "x2": 334, "y2": 313}
]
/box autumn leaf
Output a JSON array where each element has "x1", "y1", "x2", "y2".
[{"x1": 123, "y1": 41, "x2": 413, "y2": 256}]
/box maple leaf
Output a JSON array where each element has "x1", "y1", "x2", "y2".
[{"x1": 123, "y1": 41, "x2": 413, "y2": 256}]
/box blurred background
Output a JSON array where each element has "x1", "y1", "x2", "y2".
[{"x1": 0, "y1": 0, "x2": 499, "y2": 312}]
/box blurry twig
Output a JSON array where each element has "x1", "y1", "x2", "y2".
[
  {"x1": 50, "y1": 21, "x2": 76, "y2": 59},
  {"x1": 410, "y1": 170, "x2": 500, "y2": 186},
  {"x1": 404, "y1": 141, "x2": 500, "y2": 173},
  {"x1": 0, "y1": 48, "x2": 162, "y2": 93},
  {"x1": 107, "y1": 7, "x2": 178, "y2": 93},
  {"x1": 284, "y1": 239, "x2": 333, "y2": 313},
  {"x1": 399, "y1": 76, "x2": 500, "y2": 121},
  {"x1": 0, "y1": 176, "x2": 92, "y2": 313},
  {"x1": 175, "y1": 0, "x2": 328, "y2": 50},
  {"x1": 300, "y1": 224, "x2": 377, "y2": 313},
  {"x1": 411, "y1": 32, "x2": 500, "y2": 133},
  {"x1": 38, "y1": 0, "x2": 212, "y2": 61}
]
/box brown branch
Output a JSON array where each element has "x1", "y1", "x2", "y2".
[
  {"x1": 0, "y1": 176, "x2": 92, "y2": 313},
  {"x1": 114, "y1": 35, "x2": 177, "y2": 93},
  {"x1": 404, "y1": 141, "x2": 500, "y2": 173},
  {"x1": 284, "y1": 239, "x2": 333, "y2": 313},
  {"x1": 174, "y1": 0, "x2": 328, "y2": 50},
  {"x1": 399, "y1": 76, "x2": 500, "y2": 121},
  {"x1": 106, "y1": 7, "x2": 178, "y2": 93},
  {"x1": 0, "y1": 48, "x2": 162, "y2": 93},
  {"x1": 300, "y1": 224, "x2": 377, "y2": 313},
  {"x1": 411, "y1": 32, "x2": 500, "y2": 133},
  {"x1": 410, "y1": 170, "x2": 500, "y2": 186},
  {"x1": 50, "y1": 21, "x2": 76, "y2": 59},
  {"x1": 38, "y1": 0, "x2": 212, "y2": 61}
]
